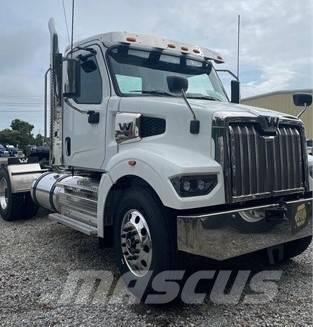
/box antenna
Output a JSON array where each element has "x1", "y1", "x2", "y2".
[
  {"x1": 70, "y1": 0, "x2": 75, "y2": 57},
  {"x1": 237, "y1": 14, "x2": 241, "y2": 79},
  {"x1": 62, "y1": 0, "x2": 71, "y2": 44}
]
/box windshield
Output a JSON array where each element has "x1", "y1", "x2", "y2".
[{"x1": 108, "y1": 46, "x2": 228, "y2": 102}]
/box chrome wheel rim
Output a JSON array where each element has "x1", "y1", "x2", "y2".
[
  {"x1": 239, "y1": 209, "x2": 265, "y2": 223},
  {"x1": 120, "y1": 209, "x2": 152, "y2": 277},
  {"x1": 0, "y1": 177, "x2": 8, "y2": 211}
]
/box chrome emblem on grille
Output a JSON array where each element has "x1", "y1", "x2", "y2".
[{"x1": 265, "y1": 116, "x2": 280, "y2": 129}]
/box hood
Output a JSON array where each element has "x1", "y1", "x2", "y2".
[
  {"x1": 163, "y1": 97, "x2": 296, "y2": 119},
  {"x1": 119, "y1": 96, "x2": 297, "y2": 121},
  {"x1": 117, "y1": 96, "x2": 303, "y2": 169}
]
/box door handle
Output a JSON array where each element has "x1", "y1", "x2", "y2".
[{"x1": 65, "y1": 137, "x2": 71, "y2": 156}]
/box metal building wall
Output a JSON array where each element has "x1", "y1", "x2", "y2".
[{"x1": 241, "y1": 91, "x2": 313, "y2": 138}]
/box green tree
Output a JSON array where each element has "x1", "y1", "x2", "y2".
[
  {"x1": 34, "y1": 134, "x2": 44, "y2": 146},
  {"x1": 10, "y1": 119, "x2": 35, "y2": 151},
  {"x1": 0, "y1": 129, "x2": 20, "y2": 146},
  {"x1": 11, "y1": 119, "x2": 34, "y2": 136},
  {"x1": 0, "y1": 119, "x2": 46, "y2": 151}
]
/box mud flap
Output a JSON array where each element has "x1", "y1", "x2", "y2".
[{"x1": 266, "y1": 244, "x2": 285, "y2": 264}]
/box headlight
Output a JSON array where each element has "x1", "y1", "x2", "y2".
[{"x1": 170, "y1": 174, "x2": 218, "y2": 197}]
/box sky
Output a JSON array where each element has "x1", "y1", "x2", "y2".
[{"x1": 0, "y1": 0, "x2": 312, "y2": 134}]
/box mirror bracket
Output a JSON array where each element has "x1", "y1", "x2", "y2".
[
  {"x1": 216, "y1": 69, "x2": 240, "y2": 104},
  {"x1": 293, "y1": 93, "x2": 312, "y2": 119}
]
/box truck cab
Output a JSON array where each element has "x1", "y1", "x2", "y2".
[
  {"x1": 0, "y1": 20, "x2": 312, "y2": 300},
  {"x1": 59, "y1": 32, "x2": 235, "y2": 173}
]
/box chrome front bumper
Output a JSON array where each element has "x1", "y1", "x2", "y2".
[{"x1": 177, "y1": 197, "x2": 313, "y2": 260}]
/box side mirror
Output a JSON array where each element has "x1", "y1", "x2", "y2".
[
  {"x1": 293, "y1": 93, "x2": 312, "y2": 107},
  {"x1": 63, "y1": 58, "x2": 80, "y2": 98},
  {"x1": 166, "y1": 76, "x2": 200, "y2": 134},
  {"x1": 167, "y1": 76, "x2": 188, "y2": 95},
  {"x1": 231, "y1": 80, "x2": 240, "y2": 104}
]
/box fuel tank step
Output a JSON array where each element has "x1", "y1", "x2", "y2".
[{"x1": 49, "y1": 213, "x2": 98, "y2": 236}]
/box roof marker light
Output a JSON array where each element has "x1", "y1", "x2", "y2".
[
  {"x1": 181, "y1": 46, "x2": 189, "y2": 52},
  {"x1": 168, "y1": 43, "x2": 176, "y2": 49},
  {"x1": 126, "y1": 37, "x2": 136, "y2": 42},
  {"x1": 193, "y1": 49, "x2": 200, "y2": 54}
]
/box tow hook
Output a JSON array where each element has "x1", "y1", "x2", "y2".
[{"x1": 265, "y1": 202, "x2": 288, "y2": 222}]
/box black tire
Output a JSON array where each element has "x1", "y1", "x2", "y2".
[
  {"x1": 265, "y1": 236, "x2": 312, "y2": 264},
  {"x1": 113, "y1": 186, "x2": 177, "y2": 302},
  {"x1": 0, "y1": 168, "x2": 24, "y2": 221},
  {"x1": 283, "y1": 236, "x2": 312, "y2": 260},
  {"x1": 24, "y1": 192, "x2": 39, "y2": 219},
  {"x1": 0, "y1": 168, "x2": 38, "y2": 221},
  {"x1": 230, "y1": 212, "x2": 277, "y2": 233}
]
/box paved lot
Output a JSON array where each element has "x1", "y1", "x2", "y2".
[{"x1": 0, "y1": 212, "x2": 312, "y2": 327}]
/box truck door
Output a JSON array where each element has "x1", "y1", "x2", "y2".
[{"x1": 63, "y1": 44, "x2": 110, "y2": 170}]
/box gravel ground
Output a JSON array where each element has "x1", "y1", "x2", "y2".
[{"x1": 0, "y1": 211, "x2": 312, "y2": 327}]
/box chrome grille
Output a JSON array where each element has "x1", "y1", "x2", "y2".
[{"x1": 213, "y1": 118, "x2": 308, "y2": 203}]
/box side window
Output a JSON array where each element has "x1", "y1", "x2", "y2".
[{"x1": 75, "y1": 56, "x2": 102, "y2": 104}]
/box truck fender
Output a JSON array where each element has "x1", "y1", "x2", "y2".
[
  {"x1": 96, "y1": 160, "x2": 171, "y2": 237},
  {"x1": 97, "y1": 173, "x2": 114, "y2": 237},
  {"x1": 6, "y1": 162, "x2": 44, "y2": 193}
]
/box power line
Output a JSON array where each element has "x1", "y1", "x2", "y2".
[
  {"x1": 0, "y1": 111, "x2": 43, "y2": 113},
  {"x1": 0, "y1": 95, "x2": 42, "y2": 98},
  {"x1": 62, "y1": 0, "x2": 71, "y2": 43},
  {"x1": 0, "y1": 103, "x2": 43, "y2": 105}
]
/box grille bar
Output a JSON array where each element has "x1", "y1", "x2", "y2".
[{"x1": 227, "y1": 122, "x2": 305, "y2": 202}]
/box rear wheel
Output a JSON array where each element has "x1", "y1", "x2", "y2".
[
  {"x1": 114, "y1": 186, "x2": 177, "y2": 302},
  {"x1": 24, "y1": 192, "x2": 39, "y2": 219},
  {"x1": 0, "y1": 168, "x2": 38, "y2": 221}
]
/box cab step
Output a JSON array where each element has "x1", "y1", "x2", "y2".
[{"x1": 49, "y1": 213, "x2": 98, "y2": 236}]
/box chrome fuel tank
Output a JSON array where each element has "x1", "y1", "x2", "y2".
[{"x1": 31, "y1": 172, "x2": 70, "y2": 211}]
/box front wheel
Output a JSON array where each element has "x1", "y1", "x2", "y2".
[
  {"x1": 114, "y1": 186, "x2": 177, "y2": 301},
  {"x1": 231, "y1": 209, "x2": 277, "y2": 233}
]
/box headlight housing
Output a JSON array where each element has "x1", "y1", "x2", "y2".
[{"x1": 170, "y1": 174, "x2": 218, "y2": 197}]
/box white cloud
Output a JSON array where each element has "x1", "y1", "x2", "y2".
[
  {"x1": 0, "y1": 0, "x2": 312, "y2": 132},
  {"x1": 243, "y1": 65, "x2": 296, "y2": 97}
]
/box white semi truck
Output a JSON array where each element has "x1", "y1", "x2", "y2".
[{"x1": 0, "y1": 19, "x2": 312, "y2": 295}]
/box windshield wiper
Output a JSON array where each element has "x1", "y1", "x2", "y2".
[
  {"x1": 130, "y1": 90, "x2": 221, "y2": 101},
  {"x1": 130, "y1": 90, "x2": 175, "y2": 97},
  {"x1": 186, "y1": 94, "x2": 221, "y2": 101}
]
